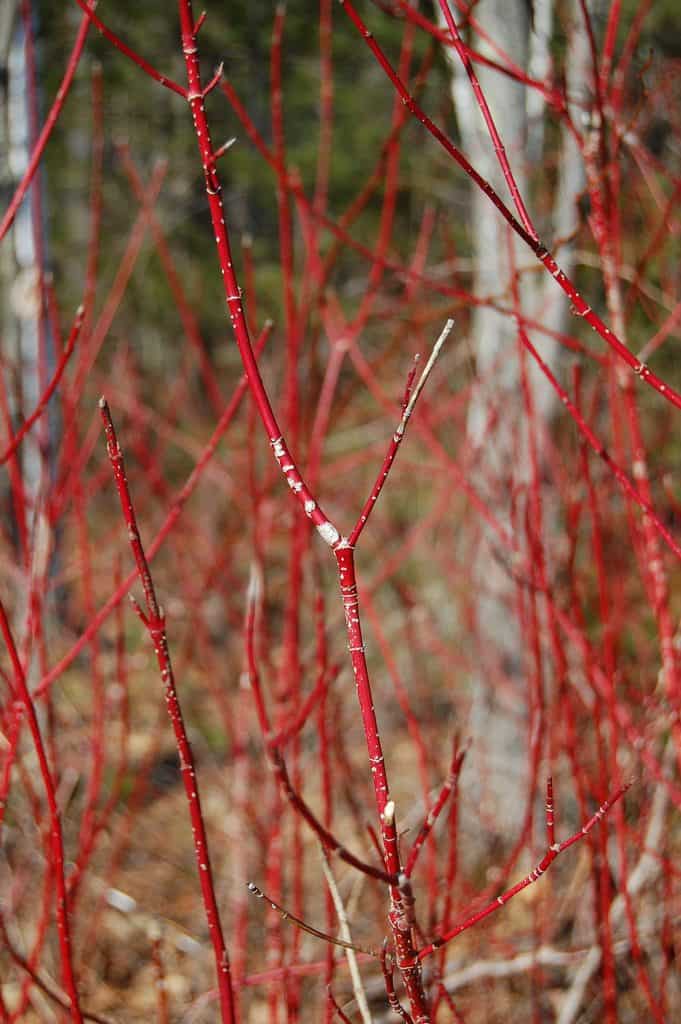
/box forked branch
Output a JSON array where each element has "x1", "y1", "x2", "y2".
[{"x1": 417, "y1": 778, "x2": 632, "y2": 960}]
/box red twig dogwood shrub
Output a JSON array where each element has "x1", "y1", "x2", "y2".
[{"x1": 0, "y1": 2, "x2": 679, "y2": 1022}]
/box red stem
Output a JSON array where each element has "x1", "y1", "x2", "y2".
[
  {"x1": 0, "y1": 605, "x2": 83, "y2": 1022},
  {"x1": 0, "y1": 3, "x2": 94, "y2": 242},
  {"x1": 72, "y1": 0, "x2": 186, "y2": 97},
  {"x1": 436, "y1": 0, "x2": 537, "y2": 238},
  {"x1": 0, "y1": 305, "x2": 85, "y2": 465},
  {"x1": 418, "y1": 780, "x2": 631, "y2": 960},
  {"x1": 338, "y1": 0, "x2": 681, "y2": 415},
  {"x1": 98, "y1": 399, "x2": 236, "y2": 1024},
  {"x1": 33, "y1": 323, "x2": 271, "y2": 701},
  {"x1": 405, "y1": 741, "x2": 466, "y2": 879}
]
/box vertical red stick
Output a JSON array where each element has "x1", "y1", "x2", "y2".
[
  {"x1": 0, "y1": 605, "x2": 83, "y2": 1023},
  {"x1": 98, "y1": 399, "x2": 236, "y2": 1024}
]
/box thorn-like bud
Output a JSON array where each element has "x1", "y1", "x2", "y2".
[
  {"x1": 213, "y1": 137, "x2": 236, "y2": 162},
  {"x1": 382, "y1": 800, "x2": 395, "y2": 825}
]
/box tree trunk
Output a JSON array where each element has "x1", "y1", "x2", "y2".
[{"x1": 439, "y1": 0, "x2": 588, "y2": 835}]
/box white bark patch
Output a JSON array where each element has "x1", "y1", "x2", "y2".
[
  {"x1": 382, "y1": 799, "x2": 395, "y2": 825},
  {"x1": 271, "y1": 437, "x2": 285, "y2": 460},
  {"x1": 316, "y1": 520, "x2": 340, "y2": 547}
]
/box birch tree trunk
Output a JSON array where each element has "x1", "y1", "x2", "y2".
[
  {"x1": 439, "y1": 0, "x2": 588, "y2": 833},
  {"x1": 1, "y1": 1, "x2": 55, "y2": 624}
]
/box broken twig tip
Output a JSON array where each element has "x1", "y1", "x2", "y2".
[{"x1": 247, "y1": 562, "x2": 263, "y2": 605}]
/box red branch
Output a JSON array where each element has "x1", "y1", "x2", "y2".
[
  {"x1": 0, "y1": 3, "x2": 94, "y2": 242},
  {"x1": 98, "y1": 399, "x2": 236, "y2": 1024},
  {"x1": 337, "y1": 0, "x2": 681, "y2": 414},
  {"x1": 417, "y1": 779, "x2": 632, "y2": 960}
]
